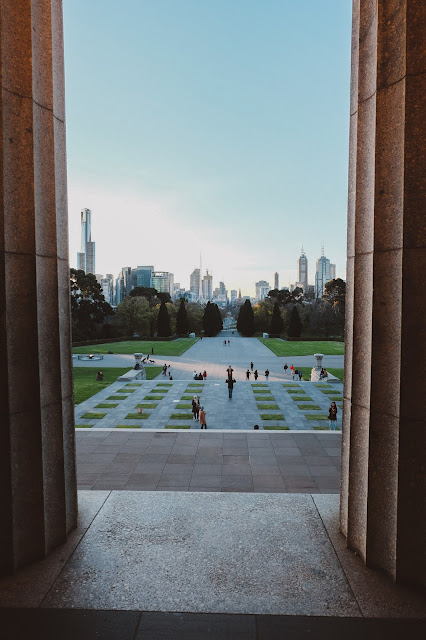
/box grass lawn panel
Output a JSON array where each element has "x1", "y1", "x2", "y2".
[
  {"x1": 156, "y1": 383, "x2": 173, "y2": 387},
  {"x1": 187, "y1": 384, "x2": 204, "y2": 389},
  {"x1": 181, "y1": 395, "x2": 198, "y2": 401},
  {"x1": 257, "y1": 404, "x2": 280, "y2": 410},
  {"x1": 80, "y1": 412, "x2": 106, "y2": 419},
  {"x1": 282, "y1": 384, "x2": 300, "y2": 388},
  {"x1": 315, "y1": 384, "x2": 332, "y2": 388},
  {"x1": 305, "y1": 414, "x2": 328, "y2": 421},
  {"x1": 125, "y1": 383, "x2": 142, "y2": 387},
  {"x1": 106, "y1": 395, "x2": 127, "y2": 401},
  {"x1": 263, "y1": 426, "x2": 289, "y2": 430},
  {"x1": 320, "y1": 389, "x2": 337, "y2": 394},
  {"x1": 258, "y1": 338, "x2": 345, "y2": 357},
  {"x1": 170, "y1": 413, "x2": 194, "y2": 420},
  {"x1": 286, "y1": 389, "x2": 306, "y2": 394},
  {"x1": 185, "y1": 388, "x2": 203, "y2": 393},
  {"x1": 136, "y1": 403, "x2": 158, "y2": 409},
  {"x1": 117, "y1": 388, "x2": 135, "y2": 393},
  {"x1": 144, "y1": 395, "x2": 165, "y2": 401},
  {"x1": 95, "y1": 403, "x2": 118, "y2": 409},
  {"x1": 313, "y1": 426, "x2": 331, "y2": 431},
  {"x1": 73, "y1": 338, "x2": 199, "y2": 356},
  {"x1": 291, "y1": 396, "x2": 312, "y2": 401},
  {"x1": 165, "y1": 425, "x2": 190, "y2": 429},
  {"x1": 260, "y1": 414, "x2": 285, "y2": 420},
  {"x1": 177, "y1": 404, "x2": 192, "y2": 409},
  {"x1": 326, "y1": 368, "x2": 344, "y2": 382},
  {"x1": 73, "y1": 367, "x2": 132, "y2": 405},
  {"x1": 75, "y1": 424, "x2": 93, "y2": 428},
  {"x1": 297, "y1": 404, "x2": 321, "y2": 410},
  {"x1": 117, "y1": 424, "x2": 141, "y2": 429},
  {"x1": 251, "y1": 383, "x2": 268, "y2": 387},
  {"x1": 125, "y1": 413, "x2": 149, "y2": 420},
  {"x1": 327, "y1": 396, "x2": 343, "y2": 401},
  {"x1": 253, "y1": 390, "x2": 272, "y2": 394},
  {"x1": 154, "y1": 387, "x2": 169, "y2": 392}
]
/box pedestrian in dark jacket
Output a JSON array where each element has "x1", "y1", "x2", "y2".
[
  {"x1": 328, "y1": 402, "x2": 338, "y2": 430},
  {"x1": 226, "y1": 378, "x2": 236, "y2": 399}
]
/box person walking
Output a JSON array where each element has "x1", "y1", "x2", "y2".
[
  {"x1": 290, "y1": 364, "x2": 295, "y2": 379},
  {"x1": 199, "y1": 406, "x2": 207, "y2": 429},
  {"x1": 226, "y1": 377, "x2": 236, "y2": 399},
  {"x1": 284, "y1": 363, "x2": 288, "y2": 376},
  {"x1": 250, "y1": 362, "x2": 254, "y2": 371},
  {"x1": 195, "y1": 399, "x2": 200, "y2": 420},
  {"x1": 203, "y1": 370, "x2": 207, "y2": 380},
  {"x1": 265, "y1": 369, "x2": 270, "y2": 380},
  {"x1": 192, "y1": 396, "x2": 198, "y2": 420},
  {"x1": 254, "y1": 369, "x2": 258, "y2": 380},
  {"x1": 226, "y1": 365, "x2": 234, "y2": 378},
  {"x1": 246, "y1": 369, "x2": 251, "y2": 380},
  {"x1": 151, "y1": 346, "x2": 154, "y2": 355},
  {"x1": 328, "y1": 402, "x2": 338, "y2": 430},
  {"x1": 298, "y1": 369, "x2": 303, "y2": 381},
  {"x1": 294, "y1": 368, "x2": 299, "y2": 380}
]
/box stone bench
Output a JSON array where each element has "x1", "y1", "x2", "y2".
[{"x1": 117, "y1": 368, "x2": 146, "y2": 381}]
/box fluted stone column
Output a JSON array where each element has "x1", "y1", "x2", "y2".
[
  {"x1": 341, "y1": 0, "x2": 425, "y2": 587},
  {"x1": 0, "y1": 0, "x2": 77, "y2": 574}
]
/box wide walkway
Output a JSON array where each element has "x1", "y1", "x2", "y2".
[{"x1": 73, "y1": 333, "x2": 344, "y2": 381}]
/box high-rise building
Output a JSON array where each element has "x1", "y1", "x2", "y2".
[
  {"x1": 202, "y1": 270, "x2": 213, "y2": 301},
  {"x1": 274, "y1": 272, "x2": 279, "y2": 290},
  {"x1": 255, "y1": 280, "x2": 270, "y2": 301},
  {"x1": 137, "y1": 266, "x2": 153, "y2": 288},
  {"x1": 77, "y1": 208, "x2": 95, "y2": 274},
  {"x1": 219, "y1": 281, "x2": 227, "y2": 297},
  {"x1": 151, "y1": 271, "x2": 174, "y2": 296},
  {"x1": 190, "y1": 269, "x2": 201, "y2": 298},
  {"x1": 329, "y1": 264, "x2": 336, "y2": 280},
  {"x1": 297, "y1": 247, "x2": 308, "y2": 291},
  {"x1": 315, "y1": 249, "x2": 331, "y2": 298},
  {"x1": 230, "y1": 290, "x2": 237, "y2": 305}
]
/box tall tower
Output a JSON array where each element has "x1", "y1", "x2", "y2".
[
  {"x1": 315, "y1": 247, "x2": 331, "y2": 298},
  {"x1": 297, "y1": 246, "x2": 308, "y2": 291},
  {"x1": 77, "y1": 208, "x2": 95, "y2": 274},
  {"x1": 274, "y1": 272, "x2": 279, "y2": 290}
]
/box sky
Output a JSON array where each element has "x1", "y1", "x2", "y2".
[{"x1": 64, "y1": 0, "x2": 352, "y2": 296}]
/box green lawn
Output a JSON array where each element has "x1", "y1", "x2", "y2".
[
  {"x1": 125, "y1": 383, "x2": 143, "y2": 387},
  {"x1": 75, "y1": 424, "x2": 93, "y2": 428},
  {"x1": 73, "y1": 364, "x2": 162, "y2": 405},
  {"x1": 144, "y1": 395, "x2": 165, "y2": 401},
  {"x1": 326, "y1": 368, "x2": 344, "y2": 381},
  {"x1": 107, "y1": 395, "x2": 127, "y2": 401},
  {"x1": 257, "y1": 404, "x2": 279, "y2": 410},
  {"x1": 80, "y1": 412, "x2": 106, "y2": 419},
  {"x1": 165, "y1": 425, "x2": 190, "y2": 429},
  {"x1": 291, "y1": 396, "x2": 312, "y2": 402},
  {"x1": 170, "y1": 413, "x2": 194, "y2": 420},
  {"x1": 73, "y1": 338, "x2": 199, "y2": 356},
  {"x1": 258, "y1": 338, "x2": 345, "y2": 356},
  {"x1": 177, "y1": 403, "x2": 192, "y2": 409},
  {"x1": 263, "y1": 426, "x2": 289, "y2": 430},
  {"x1": 125, "y1": 413, "x2": 149, "y2": 419},
  {"x1": 136, "y1": 403, "x2": 158, "y2": 409},
  {"x1": 286, "y1": 389, "x2": 306, "y2": 394},
  {"x1": 260, "y1": 414, "x2": 285, "y2": 420},
  {"x1": 95, "y1": 403, "x2": 118, "y2": 408},
  {"x1": 156, "y1": 383, "x2": 173, "y2": 387},
  {"x1": 181, "y1": 395, "x2": 199, "y2": 401},
  {"x1": 251, "y1": 383, "x2": 268, "y2": 387},
  {"x1": 305, "y1": 414, "x2": 328, "y2": 420},
  {"x1": 297, "y1": 404, "x2": 321, "y2": 410},
  {"x1": 117, "y1": 424, "x2": 141, "y2": 429}
]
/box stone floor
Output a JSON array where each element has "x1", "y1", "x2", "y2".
[
  {"x1": 75, "y1": 379, "x2": 344, "y2": 431},
  {"x1": 76, "y1": 431, "x2": 341, "y2": 493},
  {"x1": 1, "y1": 492, "x2": 424, "y2": 625}
]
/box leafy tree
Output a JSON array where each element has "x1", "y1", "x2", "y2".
[
  {"x1": 129, "y1": 286, "x2": 158, "y2": 299},
  {"x1": 270, "y1": 301, "x2": 284, "y2": 335},
  {"x1": 287, "y1": 305, "x2": 302, "y2": 337},
  {"x1": 268, "y1": 288, "x2": 304, "y2": 305},
  {"x1": 324, "y1": 278, "x2": 346, "y2": 316},
  {"x1": 309, "y1": 300, "x2": 340, "y2": 337},
  {"x1": 157, "y1": 300, "x2": 172, "y2": 337},
  {"x1": 237, "y1": 299, "x2": 256, "y2": 336},
  {"x1": 186, "y1": 302, "x2": 204, "y2": 333},
  {"x1": 114, "y1": 296, "x2": 152, "y2": 336},
  {"x1": 70, "y1": 269, "x2": 113, "y2": 341},
  {"x1": 157, "y1": 291, "x2": 171, "y2": 304}
]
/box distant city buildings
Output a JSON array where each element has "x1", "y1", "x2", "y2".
[
  {"x1": 255, "y1": 280, "x2": 270, "y2": 301},
  {"x1": 77, "y1": 208, "x2": 95, "y2": 274}
]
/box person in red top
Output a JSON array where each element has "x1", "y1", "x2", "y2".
[
  {"x1": 290, "y1": 364, "x2": 295, "y2": 379},
  {"x1": 203, "y1": 370, "x2": 207, "y2": 379}
]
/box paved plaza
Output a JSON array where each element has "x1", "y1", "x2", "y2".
[{"x1": 76, "y1": 430, "x2": 341, "y2": 492}]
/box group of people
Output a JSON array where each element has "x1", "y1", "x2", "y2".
[
  {"x1": 245, "y1": 362, "x2": 269, "y2": 380},
  {"x1": 193, "y1": 370, "x2": 207, "y2": 380},
  {"x1": 283, "y1": 363, "x2": 303, "y2": 381},
  {"x1": 223, "y1": 340, "x2": 231, "y2": 346},
  {"x1": 162, "y1": 364, "x2": 173, "y2": 380},
  {"x1": 192, "y1": 396, "x2": 207, "y2": 429}
]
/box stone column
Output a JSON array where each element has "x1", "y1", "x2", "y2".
[
  {"x1": 0, "y1": 0, "x2": 77, "y2": 574},
  {"x1": 341, "y1": 0, "x2": 425, "y2": 587}
]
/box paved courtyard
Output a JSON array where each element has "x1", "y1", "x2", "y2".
[{"x1": 76, "y1": 430, "x2": 341, "y2": 493}]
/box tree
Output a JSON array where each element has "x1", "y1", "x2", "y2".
[
  {"x1": 324, "y1": 278, "x2": 346, "y2": 316},
  {"x1": 70, "y1": 268, "x2": 113, "y2": 341},
  {"x1": 114, "y1": 296, "x2": 152, "y2": 337},
  {"x1": 186, "y1": 302, "x2": 204, "y2": 333},
  {"x1": 203, "y1": 301, "x2": 222, "y2": 336},
  {"x1": 157, "y1": 291, "x2": 171, "y2": 304},
  {"x1": 157, "y1": 300, "x2": 172, "y2": 337},
  {"x1": 176, "y1": 298, "x2": 189, "y2": 335},
  {"x1": 129, "y1": 286, "x2": 158, "y2": 300},
  {"x1": 237, "y1": 299, "x2": 255, "y2": 336},
  {"x1": 287, "y1": 305, "x2": 302, "y2": 337},
  {"x1": 270, "y1": 301, "x2": 284, "y2": 335}
]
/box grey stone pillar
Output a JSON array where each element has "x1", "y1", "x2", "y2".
[
  {"x1": 341, "y1": 0, "x2": 425, "y2": 587},
  {"x1": 0, "y1": 0, "x2": 77, "y2": 574}
]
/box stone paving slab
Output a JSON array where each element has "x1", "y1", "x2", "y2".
[{"x1": 76, "y1": 431, "x2": 341, "y2": 493}]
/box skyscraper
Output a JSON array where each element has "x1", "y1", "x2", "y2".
[
  {"x1": 190, "y1": 268, "x2": 201, "y2": 298},
  {"x1": 329, "y1": 264, "x2": 336, "y2": 280},
  {"x1": 315, "y1": 248, "x2": 331, "y2": 298},
  {"x1": 137, "y1": 266, "x2": 153, "y2": 288},
  {"x1": 297, "y1": 247, "x2": 308, "y2": 291},
  {"x1": 255, "y1": 280, "x2": 270, "y2": 301},
  {"x1": 202, "y1": 270, "x2": 213, "y2": 301},
  {"x1": 274, "y1": 272, "x2": 279, "y2": 290},
  {"x1": 77, "y1": 208, "x2": 95, "y2": 274},
  {"x1": 151, "y1": 271, "x2": 174, "y2": 296}
]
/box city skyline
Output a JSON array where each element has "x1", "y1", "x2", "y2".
[{"x1": 65, "y1": 1, "x2": 351, "y2": 296}]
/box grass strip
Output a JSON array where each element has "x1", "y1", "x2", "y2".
[
  {"x1": 325, "y1": 368, "x2": 344, "y2": 382},
  {"x1": 297, "y1": 404, "x2": 321, "y2": 410},
  {"x1": 125, "y1": 383, "x2": 142, "y2": 387},
  {"x1": 327, "y1": 396, "x2": 343, "y2": 401},
  {"x1": 251, "y1": 383, "x2": 268, "y2": 387},
  {"x1": 165, "y1": 425, "x2": 190, "y2": 429},
  {"x1": 117, "y1": 388, "x2": 135, "y2": 393},
  {"x1": 125, "y1": 413, "x2": 149, "y2": 420},
  {"x1": 253, "y1": 390, "x2": 272, "y2": 394},
  {"x1": 73, "y1": 367, "x2": 133, "y2": 405},
  {"x1": 263, "y1": 426, "x2": 289, "y2": 430},
  {"x1": 257, "y1": 338, "x2": 345, "y2": 357},
  {"x1": 176, "y1": 403, "x2": 192, "y2": 409},
  {"x1": 282, "y1": 384, "x2": 300, "y2": 388},
  {"x1": 106, "y1": 395, "x2": 127, "y2": 401},
  {"x1": 80, "y1": 412, "x2": 106, "y2": 419},
  {"x1": 291, "y1": 396, "x2": 312, "y2": 401},
  {"x1": 144, "y1": 395, "x2": 165, "y2": 401},
  {"x1": 154, "y1": 387, "x2": 169, "y2": 392},
  {"x1": 305, "y1": 414, "x2": 328, "y2": 421},
  {"x1": 286, "y1": 389, "x2": 306, "y2": 394},
  {"x1": 260, "y1": 414, "x2": 285, "y2": 420},
  {"x1": 313, "y1": 426, "x2": 331, "y2": 431},
  {"x1": 73, "y1": 339, "x2": 199, "y2": 356},
  {"x1": 315, "y1": 384, "x2": 332, "y2": 388},
  {"x1": 75, "y1": 424, "x2": 93, "y2": 428},
  {"x1": 156, "y1": 383, "x2": 173, "y2": 387},
  {"x1": 136, "y1": 403, "x2": 158, "y2": 409},
  {"x1": 257, "y1": 404, "x2": 279, "y2": 410},
  {"x1": 170, "y1": 413, "x2": 194, "y2": 420},
  {"x1": 95, "y1": 403, "x2": 118, "y2": 409},
  {"x1": 181, "y1": 395, "x2": 198, "y2": 401}
]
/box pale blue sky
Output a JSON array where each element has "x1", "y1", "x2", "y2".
[{"x1": 64, "y1": 0, "x2": 352, "y2": 295}]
